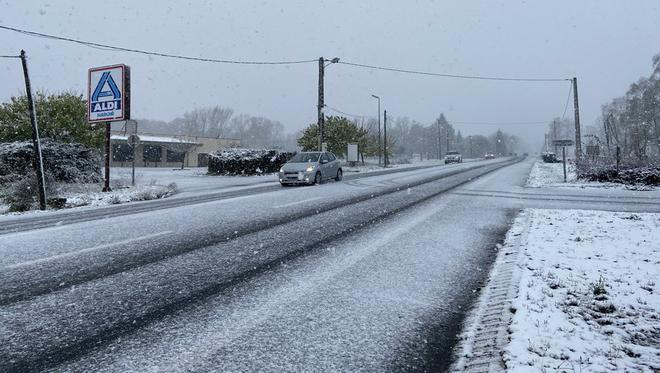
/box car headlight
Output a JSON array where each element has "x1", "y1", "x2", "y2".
[
  {"x1": 279, "y1": 167, "x2": 284, "y2": 173},
  {"x1": 306, "y1": 165, "x2": 314, "y2": 172}
]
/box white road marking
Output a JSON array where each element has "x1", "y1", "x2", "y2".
[
  {"x1": 274, "y1": 197, "x2": 323, "y2": 209},
  {"x1": 4, "y1": 231, "x2": 174, "y2": 269}
]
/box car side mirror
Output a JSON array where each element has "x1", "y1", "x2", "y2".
[{"x1": 321, "y1": 159, "x2": 328, "y2": 164}]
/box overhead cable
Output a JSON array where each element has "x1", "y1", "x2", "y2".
[{"x1": 0, "y1": 25, "x2": 317, "y2": 65}]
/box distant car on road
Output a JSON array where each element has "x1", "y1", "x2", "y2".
[
  {"x1": 484, "y1": 153, "x2": 495, "y2": 159},
  {"x1": 279, "y1": 151, "x2": 343, "y2": 186},
  {"x1": 444, "y1": 151, "x2": 463, "y2": 164}
]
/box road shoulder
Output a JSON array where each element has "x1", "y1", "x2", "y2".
[{"x1": 452, "y1": 208, "x2": 660, "y2": 372}]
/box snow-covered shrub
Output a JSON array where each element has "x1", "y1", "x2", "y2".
[
  {"x1": 0, "y1": 140, "x2": 102, "y2": 211},
  {"x1": 207, "y1": 148, "x2": 294, "y2": 176},
  {"x1": 577, "y1": 163, "x2": 660, "y2": 186},
  {"x1": 0, "y1": 140, "x2": 101, "y2": 186}
]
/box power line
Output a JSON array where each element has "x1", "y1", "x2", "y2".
[
  {"x1": 0, "y1": 25, "x2": 317, "y2": 65},
  {"x1": 449, "y1": 120, "x2": 550, "y2": 126},
  {"x1": 324, "y1": 105, "x2": 369, "y2": 119},
  {"x1": 0, "y1": 55, "x2": 20, "y2": 58},
  {"x1": 338, "y1": 60, "x2": 571, "y2": 82}
]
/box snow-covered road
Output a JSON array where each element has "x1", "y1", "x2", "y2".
[{"x1": 1, "y1": 157, "x2": 658, "y2": 371}]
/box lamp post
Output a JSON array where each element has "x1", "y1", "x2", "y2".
[{"x1": 371, "y1": 94, "x2": 381, "y2": 166}]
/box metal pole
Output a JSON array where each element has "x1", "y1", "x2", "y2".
[
  {"x1": 131, "y1": 146, "x2": 136, "y2": 186},
  {"x1": 562, "y1": 146, "x2": 567, "y2": 182},
  {"x1": 573, "y1": 77, "x2": 582, "y2": 162},
  {"x1": 446, "y1": 124, "x2": 449, "y2": 153},
  {"x1": 383, "y1": 110, "x2": 387, "y2": 167},
  {"x1": 103, "y1": 122, "x2": 111, "y2": 191},
  {"x1": 377, "y1": 98, "x2": 381, "y2": 166},
  {"x1": 317, "y1": 57, "x2": 325, "y2": 151},
  {"x1": 20, "y1": 50, "x2": 47, "y2": 210},
  {"x1": 436, "y1": 120, "x2": 441, "y2": 159},
  {"x1": 469, "y1": 136, "x2": 473, "y2": 158},
  {"x1": 553, "y1": 119, "x2": 558, "y2": 155}
]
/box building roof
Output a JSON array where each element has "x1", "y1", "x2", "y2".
[{"x1": 110, "y1": 134, "x2": 200, "y2": 145}]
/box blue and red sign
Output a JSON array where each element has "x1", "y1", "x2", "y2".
[{"x1": 88, "y1": 64, "x2": 130, "y2": 122}]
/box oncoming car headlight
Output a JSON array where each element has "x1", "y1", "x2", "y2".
[
  {"x1": 279, "y1": 167, "x2": 284, "y2": 173},
  {"x1": 306, "y1": 165, "x2": 314, "y2": 172}
]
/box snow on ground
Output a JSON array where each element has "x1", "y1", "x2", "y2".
[
  {"x1": 504, "y1": 209, "x2": 659, "y2": 372},
  {"x1": 0, "y1": 181, "x2": 176, "y2": 215},
  {"x1": 526, "y1": 160, "x2": 578, "y2": 187},
  {"x1": 60, "y1": 183, "x2": 176, "y2": 208}
]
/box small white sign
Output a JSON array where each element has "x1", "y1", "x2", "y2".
[
  {"x1": 347, "y1": 143, "x2": 358, "y2": 162},
  {"x1": 88, "y1": 64, "x2": 130, "y2": 122}
]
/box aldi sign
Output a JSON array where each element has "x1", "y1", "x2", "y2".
[{"x1": 88, "y1": 64, "x2": 130, "y2": 122}]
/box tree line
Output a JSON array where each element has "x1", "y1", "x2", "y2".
[
  {"x1": 1, "y1": 92, "x2": 522, "y2": 161},
  {"x1": 592, "y1": 53, "x2": 660, "y2": 163},
  {"x1": 298, "y1": 114, "x2": 521, "y2": 161}
]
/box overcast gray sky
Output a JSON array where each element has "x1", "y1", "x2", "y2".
[{"x1": 1, "y1": 0, "x2": 659, "y2": 148}]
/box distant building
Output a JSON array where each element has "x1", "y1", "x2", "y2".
[{"x1": 110, "y1": 132, "x2": 240, "y2": 168}]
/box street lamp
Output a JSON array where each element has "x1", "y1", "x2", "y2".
[{"x1": 371, "y1": 94, "x2": 381, "y2": 166}]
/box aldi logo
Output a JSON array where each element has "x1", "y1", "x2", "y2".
[{"x1": 88, "y1": 64, "x2": 130, "y2": 122}]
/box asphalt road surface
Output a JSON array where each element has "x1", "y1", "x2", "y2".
[{"x1": 3, "y1": 157, "x2": 655, "y2": 372}]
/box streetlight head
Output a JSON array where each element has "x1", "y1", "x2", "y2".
[
  {"x1": 330, "y1": 57, "x2": 340, "y2": 63},
  {"x1": 371, "y1": 94, "x2": 379, "y2": 99}
]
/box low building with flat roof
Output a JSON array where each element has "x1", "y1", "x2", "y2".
[{"x1": 110, "y1": 133, "x2": 240, "y2": 168}]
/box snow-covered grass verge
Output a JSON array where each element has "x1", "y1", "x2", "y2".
[
  {"x1": 526, "y1": 160, "x2": 655, "y2": 190},
  {"x1": 0, "y1": 182, "x2": 177, "y2": 215},
  {"x1": 526, "y1": 160, "x2": 578, "y2": 187},
  {"x1": 504, "y1": 209, "x2": 659, "y2": 372},
  {"x1": 60, "y1": 183, "x2": 177, "y2": 209}
]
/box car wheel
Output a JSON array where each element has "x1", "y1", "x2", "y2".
[
  {"x1": 335, "y1": 169, "x2": 343, "y2": 181},
  {"x1": 314, "y1": 172, "x2": 322, "y2": 185},
  {"x1": 280, "y1": 182, "x2": 289, "y2": 187}
]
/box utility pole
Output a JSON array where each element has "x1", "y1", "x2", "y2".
[
  {"x1": 553, "y1": 119, "x2": 558, "y2": 154},
  {"x1": 383, "y1": 110, "x2": 388, "y2": 167},
  {"x1": 436, "y1": 119, "x2": 441, "y2": 159},
  {"x1": 573, "y1": 77, "x2": 582, "y2": 161},
  {"x1": 317, "y1": 57, "x2": 325, "y2": 151},
  {"x1": 445, "y1": 124, "x2": 450, "y2": 152},
  {"x1": 469, "y1": 136, "x2": 473, "y2": 158},
  {"x1": 371, "y1": 94, "x2": 381, "y2": 166},
  {"x1": 20, "y1": 50, "x2": 47, "y2": 210}
]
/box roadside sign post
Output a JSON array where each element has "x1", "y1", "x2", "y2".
[
  {"x1": 553, "y1": 139, "x2": 574, "y2": 183},
  {"x1": 127, "y1": 134, "x2": 140, "y2": 186},
  {"x1": 87, "y1": 64, "x2": 131, "y2": 192},
  {"x1": 562, "y1": 146, "x2": 567, "y2": 182}
]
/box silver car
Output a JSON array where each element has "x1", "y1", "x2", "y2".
[{"x1": 279, "y1": 151, "x2": 343, "y2": 186}]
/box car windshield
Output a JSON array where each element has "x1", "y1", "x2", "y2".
[
  {"x1": 288, "y1": 152, "x2": 320, "y2": 163},
  {"x1": 447, "y1": 151, "x2": 459, "y2": 155}
]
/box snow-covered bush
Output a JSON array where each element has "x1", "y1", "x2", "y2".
[
  {"x1": 0, "y1": 140, "x2": 102, "y2": 211},
  {"x1": 207, "y1": 148, "x2": 294, "y2": 176},
  {"x1": 0, "y1": 140, "x2": 102, "y2": 185},
  {"x1": 578, "y1": 163, "x2": 660, "y2": 186}
]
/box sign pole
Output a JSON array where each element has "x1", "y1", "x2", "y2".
[
  {"x1": 131, "y1": 148, "x2": 136, "y2": 186},
  {"x1": 103, "y1": 122, "x2": 111, "y2": 192},
  {"x1": 562, "y1": 146, "x2": 567, "y2": 183}
]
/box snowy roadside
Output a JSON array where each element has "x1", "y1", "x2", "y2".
[
  {"x1": 500, "y1": 209, "x2": 659, "y2": 371},
  {"x1": 526, "y1": 160, "x2": 656, "y2": 190},
  {"x1": 0, "y1": 182, "x2": 176, "y2": 215}
]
